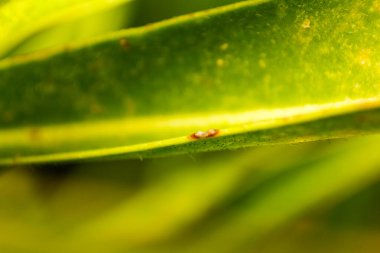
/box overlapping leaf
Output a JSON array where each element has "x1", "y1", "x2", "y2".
[{"x1": 0, "y1": 0, "x2": 131, "y2": 57}]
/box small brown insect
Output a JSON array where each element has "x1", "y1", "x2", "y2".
[{"x1": 190, "y1": 129, "x2": 219, "y2": 139}]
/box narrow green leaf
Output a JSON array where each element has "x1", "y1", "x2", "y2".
[
  {"x1": 0, "y1": 0, "x2": 131, "y2": 57},
  {"x1": 9, "y1": 2, "x2": 135, "y2": 57},
  {"x1": 0, "y1": 0, "x2": 379, "y2": 165}
]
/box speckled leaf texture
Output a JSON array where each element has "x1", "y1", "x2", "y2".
[{"x1": 0, "y1": 0, "x2": 379, "y2": 165}]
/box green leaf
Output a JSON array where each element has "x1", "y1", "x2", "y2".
[
  {"x1": 0, "y1": 0, "x2": 131, "y2": 57},
  {"x1": 0, "y1": 0, "x2": 379, "y2": 165},
  {"x1": 162, "y1": 135, "x2": 380, "y2": 253},
  {"x1": 131, "y1": 0, "x2": 245, "y2": 26}
]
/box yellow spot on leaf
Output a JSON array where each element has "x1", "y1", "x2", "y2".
[
  {"x1": 357, "y1": 50, "x2": 372, "y2": 67},
  {"x1": 259, "y1": 59, "x2": 267, "y2": 69},
  {"x1": 220, "y1": 43, "x2": 229, "y2": 51},
  {"x1": 216, "y1": 58, "x2": 225, "y2": 67},
  {"x1": 301, "y1": 19, "x2": 311, "y2": 29}
]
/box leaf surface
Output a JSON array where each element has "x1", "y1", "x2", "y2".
[{"x1": 0, "y1": 0, "x2": 379, "y2": 165}]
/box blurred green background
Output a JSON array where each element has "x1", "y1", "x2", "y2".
[
  {"x1": 2, "y1": 136, "x2": 380, "y2": 253},
  {"x1": 1, "y1": 1, "x2": 380, "y2": 252}
]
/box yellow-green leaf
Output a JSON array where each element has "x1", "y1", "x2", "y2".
[{"x1": 0, "y1": 0, "x2": 379, "y2": 165}]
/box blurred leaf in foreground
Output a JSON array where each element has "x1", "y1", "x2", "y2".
[
  {"x1": 0, "y1": 0, "x2": 132, "y2": 57},
  {"x1": 1, "y1": 136, "x2": 380, "y2": 253}
]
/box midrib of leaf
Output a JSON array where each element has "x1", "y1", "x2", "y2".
[{"x1": 1, "y1": 98, "x2": 379, "y2": 165}]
